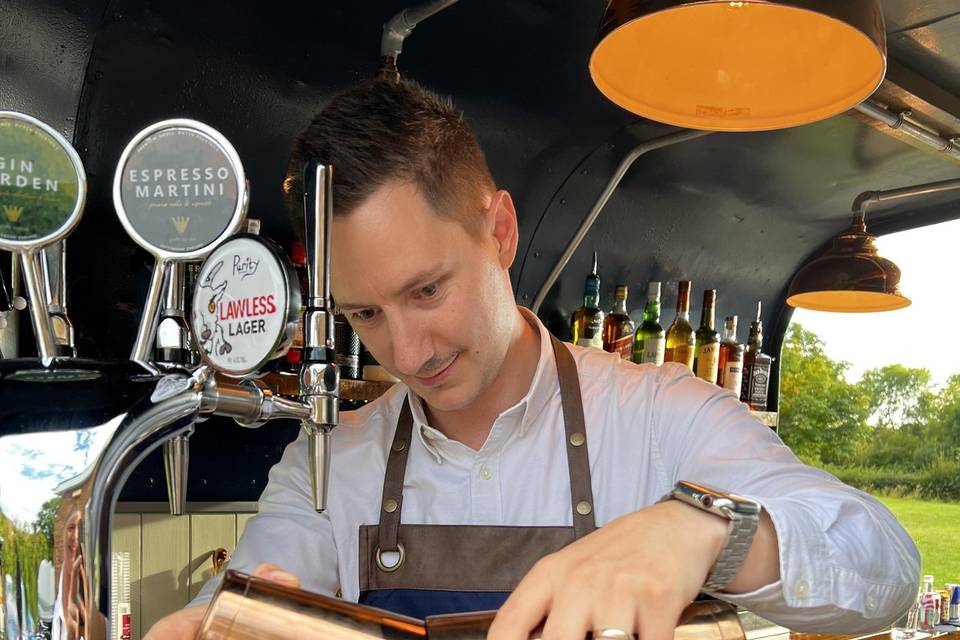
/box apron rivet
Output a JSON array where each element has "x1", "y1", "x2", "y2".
[
  {"x1": 576, "y1": 500, "x2": 593, "y2": 516},
  {"x1": 392, "y1": 439, "x2": 407, "y2": 452},
  {"x1": 384, "y1": 498, "x2": 399, "y2": 513},
  {"x1": 569, "y1": 432, "x2": 585, "y2": 447}
]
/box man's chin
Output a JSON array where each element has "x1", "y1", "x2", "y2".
[{"x1": 408, "y1": 379, "x2": 478, "y2": 413}]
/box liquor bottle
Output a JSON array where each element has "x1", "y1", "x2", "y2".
[
  {"x1": 664, "y1": 280, "x2": 695, "y2": 370},
  {"x1": 632, "y1": 281, "x2": 665, "y2": 365},
  {"x1": 740, "y1": 301, "x2": 774, "y2": 411},
  {"x1": 603, "y1": 284, "x2": 635, "y2": 359},
  {"x1": 717, "y1": 315, "x2": 744, "y2": 396},
  {"x1": 693, "y1": 289, "x2": 720, "y2": 383},
  {"x1": 571, "y1": 252, "x2": 604, "y2": 350}
]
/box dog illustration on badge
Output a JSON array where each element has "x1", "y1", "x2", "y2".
[{"x1": 196, "y1": 260, "x2": 233, "y2": 357}]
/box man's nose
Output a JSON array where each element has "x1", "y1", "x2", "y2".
[{"x1": 387, "y1": 313, "x2": 432, "y2": 377}]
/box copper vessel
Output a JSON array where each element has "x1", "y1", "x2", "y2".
[{"x1": 197, "y1": 570, "x2": 746, "y2": 640}]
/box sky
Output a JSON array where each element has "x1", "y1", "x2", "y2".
[
  {"x1": 791, "y1": 217, "x2": 960, "y2": 389},
  {"x1": 0, "y1": 418, "x2": 120, "y2": 526}
]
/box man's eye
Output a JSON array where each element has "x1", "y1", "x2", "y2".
[
  {"x1": 418, "y1": 282, "x2": 440, "y2": 298},
  {"x1": 352, "y1": 309, "x2": 377, "y2": 322}
]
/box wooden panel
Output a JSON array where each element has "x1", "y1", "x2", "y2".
[
  {"x1": 111, "y1": 513, "x2": 141, "y2": 640},
  {"x1": 236, "y1": 513, "x2": 256, "y2": 544},
  {"x1": 188, "y1": 514, "x2": 236, "y2": 601},
  {"x1": 140, "y1": 514, "x2": 190, "y2": 634}
]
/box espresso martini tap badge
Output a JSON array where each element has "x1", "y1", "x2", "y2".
[
  {"x1": 113, "y1": 119, "x2": 248, "y2": 364},
  {"x1": 0, "y1": 111, "x2": 87, "y2": 362},
  {"x1": 191, "y1": 235, "x2": 301, "y2": 378}
]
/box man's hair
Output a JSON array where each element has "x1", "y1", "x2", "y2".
[{"x1": 282, "y1": 79, "x2": 496, "y2": 237}]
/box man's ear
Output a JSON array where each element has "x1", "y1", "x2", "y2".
[{"x1": 487, "y1": 190, "x2": 519, "y2": 270}]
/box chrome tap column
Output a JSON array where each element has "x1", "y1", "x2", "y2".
[{"x1": 299, "y1": 161, "x2": 340, "y2": 512}]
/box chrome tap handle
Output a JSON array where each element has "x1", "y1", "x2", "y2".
[
  {"x1": 131, "y1": 258, "x2": 169, "y2": 364},
  {"x1": 40, "y1": 241, "x2": 76, "y2": 356},
  {"x1": 20, "y1": 249, "x2": 57, "y2": 362},
  {"x1": 300, "y1": 161, "x2": 339, "y2": 513}
]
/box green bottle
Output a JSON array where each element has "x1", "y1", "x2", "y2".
[
  {"x1": 571, "y1": 252, "x2": 604, "y2": 349},
  {"x1": 632, "y1": 281, "x2": 665, "y2": 365}
]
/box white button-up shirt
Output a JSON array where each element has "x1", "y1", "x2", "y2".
[{"x1": 194, "y1": 309, "x2": 919, "y2": 633}]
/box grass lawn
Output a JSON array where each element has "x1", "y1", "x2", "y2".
[{"x1": 877, "y1": 496, "x2": 960, "y2": 583}]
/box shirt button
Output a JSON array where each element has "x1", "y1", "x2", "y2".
[
  {"x1": 479, "y1": 465, "x2": 493, "y2": 480},
  {"x1": 794, "y1": 580, "x2": 810, "y2": 598}
]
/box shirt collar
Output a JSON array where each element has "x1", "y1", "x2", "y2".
[{"x1": 405, "y1": 306, "x2": 560, "y2": 463}]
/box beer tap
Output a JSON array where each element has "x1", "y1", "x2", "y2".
[{"x1": 300, "y1": 161, "x2": 340, "y2": 512}]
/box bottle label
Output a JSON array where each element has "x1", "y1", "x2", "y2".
[
  {"x1": 637, "y1": 337, "x2": 665, "y2": 365},
  {"x1": 696, "y1": 343, "x2": 720, "y2": 383},
  {"x1": 608, "y1": 335, "x2": 633, "y2": 359},
  {"x1": 722, "y1": 362, "x2": 743, "y2": 395},
  {"x1": 667, "y1": 344, "x2": 694, "y2": 369},
  {"x1": 746, "y1": 361, "x2": 771, "y2": 409},
  {"x1": 578, "y1": 334, "x2": 604, "y2": 349}
]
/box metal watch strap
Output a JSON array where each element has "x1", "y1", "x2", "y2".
[{"x1": 703, "y1": 510, "x2": 759, "y2": 591}]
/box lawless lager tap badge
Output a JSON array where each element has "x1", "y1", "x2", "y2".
[
  {"x1": 0, "y1": 116, "x2": 82, "y2": 242},
  {"x1": 192, "y1": 236, "x2": 295, "y2": 377}
]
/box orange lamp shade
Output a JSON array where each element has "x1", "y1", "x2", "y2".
[{"x1": 590, "y1": 0, "x2": 887, "y2": 131}]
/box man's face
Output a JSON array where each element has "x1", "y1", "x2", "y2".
[{"x1": 331, "y1": 181, "x2": 518, "y2": 412}]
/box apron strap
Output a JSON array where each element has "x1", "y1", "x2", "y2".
[
  {"x1": 377, "y1": 400, "x2": 414, "y2": 553},
  {"x1": 375, "y1": 334, "x2": 598, "y2": 554},
  {"x1": 549, "y1": 335, "x2": 598, "y2": 538}
]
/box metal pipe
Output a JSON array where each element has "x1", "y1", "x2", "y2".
[
  {"x1": 531, "y1": 129, "x2": 712, "y2": 313},
  {"x1": 40, "y1": 241, "x2": 76, "y2": 355},
  {"x1": 852, "y1": 177, "x2": 960, "y2": 220},
  {"x1": 163, "y1": 432, "x2": 192, "y2": 516},
  {"x1": 378, "y1": 0, "x2": 460, "y2": 80},
  {"x1": 855, "y1": 100, "x2": 960, "y2": 160}
]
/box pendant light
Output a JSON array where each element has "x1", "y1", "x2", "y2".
[
  {"x1": 589, "y1": 0, "x2": 887, "y2": 131},
  {"x1": 787, "y1": 178, "x2": 960, "y2": 313},
  {"x1": 786, "y1": 214, "x2": 909, "y2": 313}
]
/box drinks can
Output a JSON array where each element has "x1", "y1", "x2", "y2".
[{"x1": 949, "y1": 585, "x2": 960, "y2": 624}]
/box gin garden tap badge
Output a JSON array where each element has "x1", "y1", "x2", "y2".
[
  {"x1": 0, "y1": 112, "x2": 85, "y2": 247},
  {"x1": 191, "y1": 235, "x2": 301, "y2": 377}
]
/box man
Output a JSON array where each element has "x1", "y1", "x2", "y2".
[{"x1": 147, "y1": 80, "x2": 919, "y2": 639}]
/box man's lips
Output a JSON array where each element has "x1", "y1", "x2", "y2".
[{"x1": 416, "y1": 353, "x2": 459, "y2": 387}]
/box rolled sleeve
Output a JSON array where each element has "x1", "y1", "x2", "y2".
[{"x1": 652, "y1": 365, "x2": 920, "y2": 632}]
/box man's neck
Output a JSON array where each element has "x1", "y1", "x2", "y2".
[{"x1": 424, "y1": 311, "x2": 541, "y2": 450}]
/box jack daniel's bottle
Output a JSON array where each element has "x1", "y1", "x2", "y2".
[
  {"x1": 740, "y1": 302, "x2": 773, "y2": 411},
  {"x1": 571, "y1": 252, "x2": 604, "y2": 349}
]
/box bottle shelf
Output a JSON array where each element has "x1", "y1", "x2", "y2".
[
  {"x1": 259, "y1": 371, "x2": 394, "y2": 402},
  {"x1": 749, "y1": 411, "x2": 778, "y2": 429}
]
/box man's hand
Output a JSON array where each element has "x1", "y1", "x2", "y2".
[
  {"x1": 488, "y1": 500, "x2": 753, "y2": 640},
  {"x1": 143, "y1": 563, "x2": 301, "y2": 640}
]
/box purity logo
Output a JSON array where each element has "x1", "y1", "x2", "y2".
[
  {"x1": 172, "y1": 216, "x2": 191, "y2": 235},
  {"x1": 3, "y1": 205, "x2": 24, "y2": 223}
]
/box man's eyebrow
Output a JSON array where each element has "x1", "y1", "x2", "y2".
[{"x1": 336, "y1": 266, "x2": 446, "y2": 311}]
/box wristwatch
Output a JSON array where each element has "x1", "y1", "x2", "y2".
[{"x1": 662, "y1": 480, "x2": 762, "y2": 592}]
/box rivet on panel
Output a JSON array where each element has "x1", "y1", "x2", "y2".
[
  {"x1": 576, "y1": 501, "x2": 592, "y2": 516},
  {"x1": 569, "y1": 432, "x2": 585, "y2": 447},
  {"x1": 384, "y1": 499, "x2": 399, "y2": 513},
  {"x1": 392, "y1": 440, "x2": 407, "y2": 452}
]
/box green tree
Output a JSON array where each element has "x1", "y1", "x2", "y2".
[
  {"x1": 859, "y1": 364, "x2": 936, "y2": 429},
  {"x1": 779, "y1": 324, "x2": 870, "y2": 464},
  {"x1": 32, "y1": 497, "x2": 61, "y2": 549}
]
